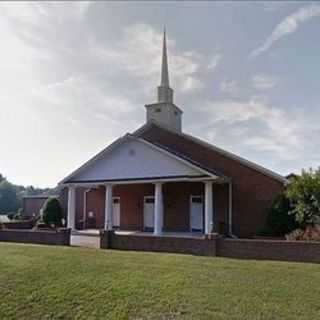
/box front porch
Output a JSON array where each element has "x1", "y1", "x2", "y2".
[{"x1": 65, "y1": 178, "x2": 232, "y2": 238}]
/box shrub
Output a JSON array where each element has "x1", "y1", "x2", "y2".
[
  {"x1": 286, "y1": 168, "x2": 320, "y2": 227},
  {"x1": 259, "y1": 193, "x2": 299, "y2": 237},
  {"x1": 42, "y1": 198, "x2": 62, "y2": 228}
]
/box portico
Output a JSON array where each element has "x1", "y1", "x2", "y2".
[{"x1": 65, "y1": 177, "x2": 222, "y2": 236}]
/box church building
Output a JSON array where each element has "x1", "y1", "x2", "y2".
[{"x1": 59, "y1": 31, "x2": 287, "y2": 238}]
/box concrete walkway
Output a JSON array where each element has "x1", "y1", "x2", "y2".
[{"x1": 70, "y1": 233, "x2": 100, "y2": 249}]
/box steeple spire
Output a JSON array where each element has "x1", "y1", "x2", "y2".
[
  {"x1": 145, "y1": 27, "x2": 182, "y2": 132},
  {"x1": 161, "y1": 27, "x2": 170, "y2": 87},
  {"x1": 157, "y1": 27, "x2": 173, "y2": 103}
]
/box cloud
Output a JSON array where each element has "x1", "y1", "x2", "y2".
[
  {"x1": 197, "y1": 97, "x2": 311, "y2": 160},
  {"x1": 0, "y1": 8, "x2": 217, "y2": 186},
  {"x1": 252, "y1": 74, "x2": 277, "y2": 90},
  {"x1": 208, "y1": 54, "x2": 222, "y2": 71},
  {"x1": 93, "y1": 23, "x2": 208, "y2": 94},
  {"x1": 250, "y1": 4, "x2": 320, "y2": 57},
  {"x1": 220, "y1": 80, "x2": 239, "y2": 95}
]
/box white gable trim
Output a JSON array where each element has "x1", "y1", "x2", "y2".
[
  {"x1": 59, "y1": 134, "x2": 219, "y2": 185},
  {"x1": 133, "y1": 120, "x2": 288, "y2": 184}
]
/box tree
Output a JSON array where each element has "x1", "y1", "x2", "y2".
[
  {"x1": 286, "y1": 168, "x2": 320, "y2": 227},
  {"x1": 263, "y1": 193, "x2": 299, "y2": 236},
  {"x1": 42, "y1": 198, "x2": 62, "y2": 228},
  {"x1": 0, "y1": 180, "x2": 20, "y2": 214},
  {"x1": 0, "y1": 172, "x2": 55, "y2": 215}
]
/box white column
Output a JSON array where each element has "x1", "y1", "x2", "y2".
[
  {"x1": 204, "y1": 181, "x2": 213, "y2": 234},
  {"x1": 154, "y1": 182, "x2": 163, "y2": 235},
  {"x1": 67, "y1": 186, "x2": 76, "y2": 230},
  {"x1": 104, "y1": 184, "x2": 113, "y2": 230}
]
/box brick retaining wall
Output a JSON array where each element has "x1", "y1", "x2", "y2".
[
  {"x1": 2, "y1": 220, "x2": 34, "y2": 230},
  {"x1": 100, "y1": 231, "x2": 217, "y2": 256},
  {"x1": 216, "y1": 238, "x2": 320, "y2": 263},
  {"x1": 100, "y1": 231, "x2": 320, "y2": 263},
  {"x1": 0, "y1": 228, "x2": 71, "y2": 246}
]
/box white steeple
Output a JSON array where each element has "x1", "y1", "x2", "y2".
[
  {"x1": 157, "y1": 28, "x2": 173, "y2": 103},
  {"x1": 145, "y1": 28, "x2": 183, "y2": 132}
]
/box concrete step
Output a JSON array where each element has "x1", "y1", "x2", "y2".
[{"x1": 70, "y1": 234, "x2": 100, "y2": 249}]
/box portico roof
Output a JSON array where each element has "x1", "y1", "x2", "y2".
[{"x1": 59, "y1": 134, "x2": 224, "y2": 186}]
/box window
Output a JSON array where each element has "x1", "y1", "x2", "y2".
[
  {"x1": 154, "y1": 108, "x2": 161, "y2": 113},
  {"x1": 145, "y1": 198, "x2": 155, "y2": 203},
  {"x1": 174, "y1": 111, "x2": 178, "y2": 116},
  {"x1": 191, "y1": 196, "x2": 203, "y2": 203}
]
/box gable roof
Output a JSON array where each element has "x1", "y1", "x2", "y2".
[
  {"x1": 134, "y1": 120, "x2": 288, "y2": 184},
  {"x1": 59, "y1": 134, "x2": 222, "y2": 185}
]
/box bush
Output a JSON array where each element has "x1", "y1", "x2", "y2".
[
  {"x1": 286, "y1": 168, "x2": 320, "y2": 227},
  {"x1": 42, "y1": 198, "x2": 62, "y2": 228},
  {"x1": 259, "y1": 193, "x2": 299, "y2": 237}
]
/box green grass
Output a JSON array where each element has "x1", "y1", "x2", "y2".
[{"x1": 0, "y1": 244, "x2": 320, "y2": 320}]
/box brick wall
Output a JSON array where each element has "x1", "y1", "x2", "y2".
[
  {"x1": 138, "y1": 124, "x2": 285, "y2": 237},
  {"x1": 23, "y1": 197, "x2": 48, "y2": 217},
  {"x1": 0, "y1": 228, "x2": 71, "y2": 246},
  {"x1": 114, "y1": 184, "x2": 154, "y2": 230},
  {"x1": 217, "y1": 238, "x2": 320, "y2": 263},
  {"x1": 101, "y1": 230, "x2": 217, "y2": 256},
  {"x1": 2, "y1": 220, "x2": 34, "y2": 229},
  {"x1": 85, "y1": 186, "x2": 105, "y2": 229},
  {"x1": 100, "y1": 231, "x2": 320, "y2": 263}
]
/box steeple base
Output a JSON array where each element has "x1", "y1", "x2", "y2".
[{"x1": 145, "y1": 102, "x2": 182, "y2": 132}]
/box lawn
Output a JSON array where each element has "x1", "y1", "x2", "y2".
[{"x1": 0, "y1": 244, "x2": 320, "y2": 320}]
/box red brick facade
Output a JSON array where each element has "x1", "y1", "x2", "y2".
[
  {"x1": 136, "y1": 124, "x2": 285, "y2": 237},
  {"x1": 62, "y1": 123, "x2": 285, "y2": 238}
]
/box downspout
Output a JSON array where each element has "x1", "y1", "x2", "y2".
[
  {"x1": 83, "y1": 189, "x2": 91, "y2": 230},
  {"x1": 228, "y1": 180, "x2": 237, "y2": 238}
]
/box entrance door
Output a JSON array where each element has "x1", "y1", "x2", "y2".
[
  {"x1": 113, "y1": 197, "x2": 120, "y2": 228},
  {"x1": 190, "y1": 195, "x2": 204, "y2": 232},
  {"x1": 144, "y1": 196, "x2": 155, "y2": 231}
]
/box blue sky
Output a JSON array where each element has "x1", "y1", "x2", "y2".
[{"x1": 0, "y1": 1, "x2": 320, "y2": 187}]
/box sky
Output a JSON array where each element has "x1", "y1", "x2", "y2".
[{"x1": 0, "y1": 1, "x2": 320, "y2": 188}]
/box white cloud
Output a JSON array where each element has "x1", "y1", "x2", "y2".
[
  {"x1": 198, "y1": 97, "x2": 310, "y2": 159},
  {"x1": 0, "y1": 11, "x2": 213, "y2": 186},
  {"x1": 251, "y1": 4, "x2": 320, "y2": 57},
  {"x1": 252, "y1": 74, "x2": 277, "y2": 90},
  {"x1": 93, "y1": 23, "x2": 206, "y2": 93},
  {"x1": 208, "y1": 54, "x2": 222, "y2": 71},
  {"x1": 220, "y1": 80, "x2": 239, "y2": 95}
]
